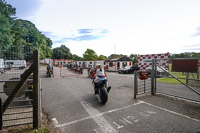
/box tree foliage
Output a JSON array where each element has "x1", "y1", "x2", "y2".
[
  {"x1": 98, "y1": 55, "x2": 107, "y2": 60},
  {"x1": 52, "y1": 45, "x2": 85, "y2": 60},
  {"x1": 52, "y1": 45, "x2": 72, "y2": 59},
  {"x1": 170, "y1": 52, "x2": 200, "y2": 59},
  {"x1": 0, "y1": 0, "x2": 53, "y2": 60},
  {"x1": 0, "y1": 0, "x2": 16, "y2": 58},
  {"x1": 129, "y1": 54, "x2": 138, "y2": 65},
  {"x1": 83, "y1": 49, "x2": 98, "y2": 60},
  {"x1": 72, "y1": 54, "x2": 82, "y2": 61}
]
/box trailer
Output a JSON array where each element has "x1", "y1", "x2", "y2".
[
  {"x1": 40, "y1": 58, "x2": 53, "y2": 65},
  {"x1": 4, "y1": 60, "x2": 26, "y2": 69}
]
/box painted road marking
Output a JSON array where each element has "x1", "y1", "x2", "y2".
[
  {"x1": 53, "y1": 101, "x2": 144, "y2": 128},
  {"x1": 52, "y1": 118, "x2": 59, "y2": 125},
  {"x1": 140, "y1": 100, "x2": 200, "y2": 122},
  {"x1": 52, "y1": 100, "x2": 199, "y2": 131},
  {"x1": 112, "y1": 110, "x2": 156, "y2": 130},
  {"x1": 81, "y1": 101, "x2": 118, "y2": 133}
]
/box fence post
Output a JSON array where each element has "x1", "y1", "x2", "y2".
[
  {"x1": 134, "y1": 71, "x2": 138, "y2": 99},
  {"x1": 197, "y1": 65, "x2": 199, "y2": 84},
  {"x1": 144, "y1": 80, "x2": 146, "y2": 93},
  {"x1": 155, "y1": 62, "x2": 157, "y2": 92},
  {"x1": 151, "y1": 59, "x2": 155, "y2": 95},
  {"x1": 0, "y1": 98, "x2": 2, "y2": 130},
  {"x1": 33, "y1": 50, "x2": 41, "y2": 129},
  {"x1": 186, "y1": 72, "x2": 189, "y2": 85}
]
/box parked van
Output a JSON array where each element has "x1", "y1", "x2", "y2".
[
  {"x1": 4, "y1": 60, "x2": 26, "y2": 69},
  {"x1": 0, "y1": 59, "x2": 4, "y2": 69}
]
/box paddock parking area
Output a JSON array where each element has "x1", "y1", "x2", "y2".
[
  {"x1": 57, "y1": 100, "x2": 200, "y2": 133},
  {"x1": 41, "y1": 67, "x2": 200, "y2": 133}
]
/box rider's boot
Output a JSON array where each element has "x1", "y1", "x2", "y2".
[{"x1": 94, "y1": 83, "x2": 98, "y2": 95}]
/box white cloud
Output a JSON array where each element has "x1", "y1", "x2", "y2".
[{"x1": 9, "y1": 0, "x2": 200, "y2": 56}]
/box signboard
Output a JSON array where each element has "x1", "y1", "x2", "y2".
[
  {"x1": 138, "y1": 53, "x2": 169, "y2": 70},
  {"x1": 172, "y1": 59, "x2": 198, "y2": 73},
  {"x1": 139, "y1": 70, "x2": 149, "y2": 80}
]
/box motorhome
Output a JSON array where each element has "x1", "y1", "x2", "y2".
[{"x1": 4, "y1": 60, "x2": 26, "y2": 69}]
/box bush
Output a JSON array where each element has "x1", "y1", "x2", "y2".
[{"x1": 33, "y1": 128, "x2": 50, "y2": 133}]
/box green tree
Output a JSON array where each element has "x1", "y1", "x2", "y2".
[
  {"x1": 170, "y1": 52, "x2": 200, "y2": 59},
  {"x1": 191, "y1": 52, "x2": 200, "y2": 58},
  {"x1": 52, "y1": 45, "x2": 72, "y2": 59},
  {"x1": 72, "y1": 54, "x2": 82, "y2": 61},
  {"x1": 0, "y1": 1, "x2": 53, "y2": 60},
  {"x1": 129, "y1": 54, "x2": 138, "y2": 65},
  {"x1": 0, "y1": 0, "x2": 16, "y2": 58},
  {"x1": 11, "y1": 19, "x2": 53, "y2": 60},
  {"x1": 83, "y1": 49, "x2": 98, "y2": 60},
  {"x1": 98, "y1": 55, "x2": 107, "y2": 60}
]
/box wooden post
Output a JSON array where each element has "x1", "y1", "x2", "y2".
[
  {"x1": 0, "y1": 98, "x2": 2, "y2": 130},
  {"x1": 33, "y1": 50, "x2": 41, "y2": 129}
]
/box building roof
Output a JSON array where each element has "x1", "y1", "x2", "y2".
[{"x1": 105, "y1": 56, "x2": 132, "y2": 62}]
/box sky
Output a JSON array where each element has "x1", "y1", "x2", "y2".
[{"x1": 6, "y1": 0, "x2": 200, "y2": 57}]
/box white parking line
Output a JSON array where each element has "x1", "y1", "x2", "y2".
[
  {"x1": 52, "y1": 100, "x2": 199, "y2": 131},
  {"x1": 140, "y1": 100, "x2": 200, "y2": 122},
  {"x1": 53, "y1": 101, "x2": 143, "y2": 128},
  {"x1": 81, "y1": 101, "x2": 118, "y2": 133}
]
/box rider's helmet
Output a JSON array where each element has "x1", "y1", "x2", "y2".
[{"x1": 96, "y1": 64, "x2": 101, "y2": 69}]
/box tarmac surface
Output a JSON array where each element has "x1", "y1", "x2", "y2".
[{"x1": 41, "y1": 67, "x2": 200, "y2": 133}]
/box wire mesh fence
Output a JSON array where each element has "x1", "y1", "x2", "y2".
[
  {"x1": 0, "y1": 46, "x2": 40, "y2": 130},
  {"x1": 155, "y1": 61, "x2": 200, "y2": 102},
  {"x1": 187, "y1": 69, "x2": 200, "y2": 87},
  {"x1": 134, "y1": 59, "x2": 200, "y2": 102}
]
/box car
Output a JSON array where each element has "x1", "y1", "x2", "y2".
[
  {"x1": 145, "y1": 66, "x2": 167, "y2": 77},
  {"x1": 118, "y1": 65, "x2": 140, "y2": 74}
]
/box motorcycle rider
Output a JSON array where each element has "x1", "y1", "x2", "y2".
[
  {"x1": 47, "y1": 63, "x2": 53, "y2": 75},
  {"x1": 87, "y1": 64, "x2": 93, "y2": 76},
  {"x1": 91, "y1": 64, "x2": 111, "y2": 94}
]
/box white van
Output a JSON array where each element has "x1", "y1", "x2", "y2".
[
  {"x1": 4, "y1": 60, "x2": 26, "y2": 69},
  {"x1": 0, "y1": 59, "x2": 4, "y2": 69}
]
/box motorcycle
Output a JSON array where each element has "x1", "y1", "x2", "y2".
[
  {"x1": 92, "y1": 76, "x2": 111, "y2": 104},
  {"x1": 47, "y1": 69, "x2": 52, "y2": 77}
]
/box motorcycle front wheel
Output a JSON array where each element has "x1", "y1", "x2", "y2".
[{"x1": 48, "y1": 72, "x2": 51, "y2": 77}]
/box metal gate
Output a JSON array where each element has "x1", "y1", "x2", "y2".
[
  {"x1": 154, "y1": 59, "x2": 200, "y2": 102},
  {"x1": 134, "y1": 71, "x2": 152, "y2": 99},
  {"x1": 0, "y1": 49, "x2": 41, "y2": 131},
  {"x1": 134, "y1": 59, "x2": 200, "y2": 103}
]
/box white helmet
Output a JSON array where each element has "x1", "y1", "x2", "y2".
[{"x1": 96, "y1": 64, "x2": 101, "y2": 68}]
